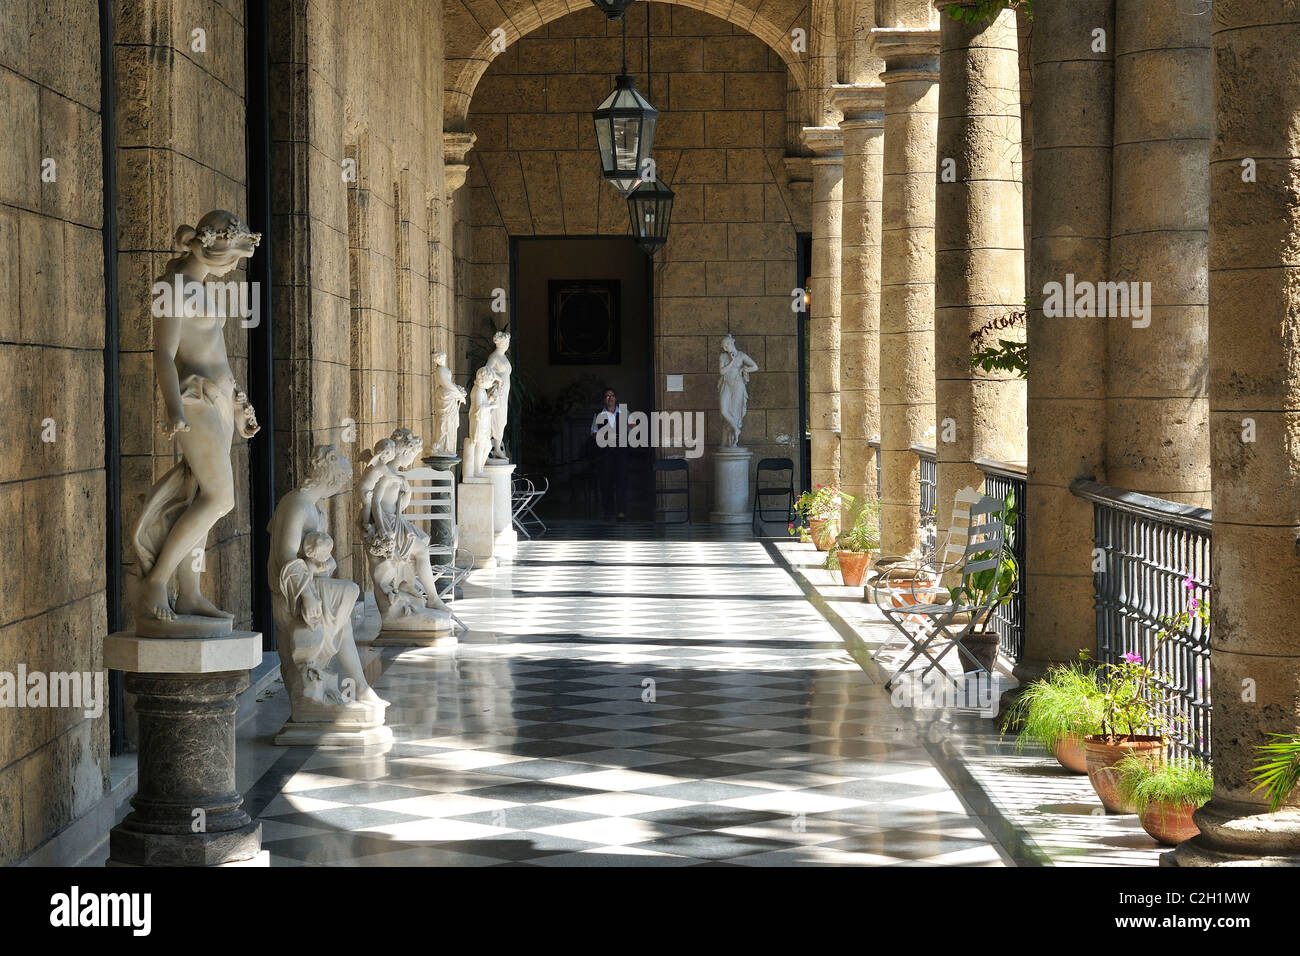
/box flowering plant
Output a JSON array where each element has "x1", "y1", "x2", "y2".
[{"x1": 790, "y1": 484, "x2": 848, "y2": 526}]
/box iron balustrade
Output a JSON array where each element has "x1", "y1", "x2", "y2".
[
  {"x1": 1070, "y1": 479, "x2": 1212, "y2": 763},
  {"x1": 911, "y1": 443, "x2": 937, "y2": 553},
  {"x1": 977, "y1": 458, "x2": 1026, "y2": 664}
]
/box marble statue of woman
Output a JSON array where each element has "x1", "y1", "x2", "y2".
[
  {"x1": 463, "y1": 366, "x2": 498, "y2": 480},
  {"x1": 357, "y1": 428, "x2": 453, "y2": 633},
  {"x1": 718, "y1": 333, "x2": 759, "y2": 448},
  {"x1": 267, "y1": 445, "x2": 388, "y2": 728},
  {"x1": 132, "y1": 210, "x2": 262, "y2": 632},
  {"x1": 485, "y1": 330, "x2": 512, "y2": 460},
  {"x1": 431, "y1": 350, "x2": 467, "y2": 455}
]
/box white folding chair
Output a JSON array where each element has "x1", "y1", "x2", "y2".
[{"x1": 401, "y1": 465, "x2": 466, "y2": 632}]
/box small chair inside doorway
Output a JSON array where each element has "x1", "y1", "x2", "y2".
[{"x1": 653, "y1": 457, "x2": 690, "y2": 523}]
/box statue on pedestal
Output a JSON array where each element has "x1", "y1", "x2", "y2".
[
  {"x1": 267, "y1": 445, "x2": 388, "y2": 727},
  {"x1": 718, "y1": 334, "x2": 759, "y2": 448},
  {"x1": 357, "y1": 428, "x2": 454, "y2": 633},
  {"x1": 485, "y1": 330, "x2": 512, "y2": 460},
  {"x1": 432, "y1": 349, "x2": 467, "y2": 456},
  {"x1": 463, "y1": 367, "x2": 498, "y2": 480},
  {"x1": 132, "y1": 210, "x2": 262, "y2": 634}
]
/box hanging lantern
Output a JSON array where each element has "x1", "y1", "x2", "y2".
[
  {"x1": 592, "y1": 74, "x2": 657, "y2": 197},
  {"x1": 589, "y1": 0, "x2": 637, "y2": 19},
  {"x1": 627, "y1": 176, "x2": 674, "y2": 256}
]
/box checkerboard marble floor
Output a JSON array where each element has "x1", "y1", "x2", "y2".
[{"x1": 250, "y1": 530, "x2": 1009, "y2": 866}]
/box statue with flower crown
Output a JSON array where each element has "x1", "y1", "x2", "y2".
[{"x1": 131, "y1": 210, "x2": 262, "y2": 635}]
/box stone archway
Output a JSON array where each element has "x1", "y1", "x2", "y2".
[{"x1": 444, "y1": 0, "x2": 812, "y2": 132}]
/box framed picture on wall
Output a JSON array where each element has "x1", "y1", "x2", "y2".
[{"x1": 548, "y1": 279, "x2": 621, "y2": 365}]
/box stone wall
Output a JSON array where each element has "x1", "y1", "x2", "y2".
[
  {"x1": 0, "y1": 0, "x2": 110, "y2": 864},
  {"x1": 464, "y1": 3, "x2": 804, "y2": 516}
]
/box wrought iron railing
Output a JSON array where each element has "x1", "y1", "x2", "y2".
[
  {"x1": 868, "y1": 435, "x2": 881, "y2": 500},
  {"x1": 978, "y1": 458, "x2": 1026, "y2": 664},
  {"x1": 1070, "y1": 480, "x2": 1212, "y2": 762},
  {"x1": 911, "y1": 443, "x2": 937, "y2": 552}
]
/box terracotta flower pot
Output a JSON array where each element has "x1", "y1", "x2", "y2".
[
  {"x1": 1138, "y1": 800, "x2": 1202, "y2": 846},
  {"x1": 1051, "y1": 735, "x2": 1089, "y2": 774},
  {"x1": 963, "y1": 629, "x2": 1000, "y2": 672},
  {"x1": 809, "y1": 517, "x2": 839, "y2": 551},
  {"x1": 836, "y1": 550, "x2": 875, "y2": 587},
  {"x1": 1084, "y1": 735, "x2": 1165, "y2": 813}
]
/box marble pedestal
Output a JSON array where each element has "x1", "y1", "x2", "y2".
[
  {"x1": 422, "y1": 451, "x2": 460, "y2": 477},
  {"x1": 275, "y1": 721, "x2": 394, "y2": 747},
  {"x1": 484, "y1": 459, "x2": 517, "y2": 548},
  {"x1": 710, "y1": 447, "x2": 754, "y2": 524},
  {"x1": 458, "y1": 479, "x2": 496, "y2": 568},
  {"x1": 105, "y1": 629, "x2": 267, "y2": 867}
]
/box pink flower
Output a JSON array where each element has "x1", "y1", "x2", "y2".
[
  {"x1": 1123, "y1": 652, "x2": 1143, "y2": 664},
  {"x1": 1188, "y1": 597, "x2": 1200, "y2": 611},
  {"x1": 1185, "y1": 576, "x2": 1194, "y2": 590}
]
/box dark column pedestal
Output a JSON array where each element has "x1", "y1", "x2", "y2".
[{"x1": 106, "y1": 631, "x2": 266, "y2": 867}]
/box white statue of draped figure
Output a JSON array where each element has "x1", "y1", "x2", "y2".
[
  {"x1": 485, "y1": 330, "x2": 511, "y2": 460},
  {"x1": 718, "y1": 334, "x2": 758, "y2": 447},
  {"x1": 463, "y1": 366, "x2": 499, "y2": 480},
  {"x1": 431, "y1": 349, "x2": 467, "y2": 456},
  {"x1": 267, "y1": 445, "x2": 388, "y2": 728},
  {"x1": 356, "y1": 428, "x2": 454, "y2": 634},
  {"x1": 132, "y1": 210, "x2": 262, "y2": 633}
]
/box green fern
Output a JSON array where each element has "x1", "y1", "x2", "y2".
[
  {"x1": 1250, "y1": 734, "x2": 1300, "y2": 812},
  {"x1": 1001, "y1": 662, "x2": 1104, "y2": 752},
  {"x1": 1116, "y1": 756, "x2": 1212, "y2": 813}
]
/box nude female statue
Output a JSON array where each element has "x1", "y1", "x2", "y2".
[
  {"x1": 132, "y1": 210, "x2": 261, "y2": 628},
  {"x1": 431, "y1": 350, "x2": 467, "y2": 455},
  {"x1": 357, "y1": 429, "x2": 453, "y2": 631},
  {"x1": 267, "y1": 445, "x2": 387, "y2": 723},
  {"x1": 463, "y1": 366, "x2": 499, "y2": 480},
  {"x1": 485, "y1": 330, "x2": 512, "y2": 460},
  {"x1": 718, "y1": 333, "x2": 759, "y2": 447}
]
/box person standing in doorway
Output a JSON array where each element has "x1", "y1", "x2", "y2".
[{"x1": 591, "y1": 387, "x2": 627, "y2": 519}]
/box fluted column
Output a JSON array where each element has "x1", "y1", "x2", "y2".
[
  {"x1": 1022, "y1": 0, "x2": 1114, "y2": 672},
  {"x1": 832, "y1": 83, "x2": 886, "y2": 506},
  {"x1": 873, "y1": 27, "x2": 939, "y2": 557},
  {"x1": 1106, "y1": 0, "x2": 1210, "y2": 504},
  {"x1": 933, "y1": 1, "x2": 1026, "y2": 539},
  {"x1": 802, "y1": 127, "x2": 845, "y2": 492},
  {"x1": 1170, "y1": 0, "x2": 1300, "y2": 866}
]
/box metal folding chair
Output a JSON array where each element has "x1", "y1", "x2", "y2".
[
  {"x1": 752, "y1": 457, "x2": 795, "y2": 533},
  {"x1": 401, "y1": 465, "x2": 466, "y2": 633},
  {"x1": 653, "y1": 457, "x2": 690, "y2": 523},
  {"x1": 876, "y1": 494, "x2": 1007, "y2": 690},
  {"x1": 512, "y1": 474, "x2": 548, "y2": 539}
]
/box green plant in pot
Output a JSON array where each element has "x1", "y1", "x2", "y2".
[
  {"x1": 791, "y1": 484, "x2": 847, "y2": 551},
  {"x1": 1000, "y1": 661, "x2": 1103, "y2": 773},
  {"x1": 1116, "y1": 756, "x2": 1212, "y2": 846},
  {"x1": 946, "y1": 490, "x2": 1019, "y2": 673},
  {"x1": 822, "y1": 495, "x2": 881, "y2": 588}
]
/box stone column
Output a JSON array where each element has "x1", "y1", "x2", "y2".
[
  {"x1": 872, "y1": 27, "x2": 940, "y2": 557},
  {"x1": 802, "y1": 126, "x2": 845, "y2": 492},
  {"x1": 1106, "y1": 0, "x2": 1210, "y2": 505},
  {"x1": 1170, "y1": 0, "x2": 1300, "y2": 866},
  {"x1": 832, "y1": 84, "x2": 887, "y2": 508},
  {"x1": 933, "y1": 1, "x2": 1026, "y2": 537},
  {"x1": 1022, "y1": 0, "x2": 1114, "y2": 673}
]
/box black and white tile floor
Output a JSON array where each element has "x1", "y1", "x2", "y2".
[{"x1": 250, "y1": 526, "x2": 1008, "y2": 866}]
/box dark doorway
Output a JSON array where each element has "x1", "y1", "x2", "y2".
[{"x1": 511, "y1": 236, "x2": 654, "y2": 520}]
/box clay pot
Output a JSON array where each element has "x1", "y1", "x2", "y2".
[
  {"x1": 1084, "y1": 735, "x2": 1165, "y2": 813},
  {"x1": 881, "y1": 577, "x2": 941, "y2": 608},
  {"x1": 809, "y1": 517, "x2": 839, "y2": 551},
  {"x1": 836, "y1": 550, "x2": 875, "y2": 588},
  {"x1": 963, "y1": 629, "x2": 1000, "y2": 672},
  {"x1": 1138, "y1": 800, "x2": 1202, "y2": 846},
  {"x1": 1051, "y1": 735, "x2": 1089, "y2": 774}
]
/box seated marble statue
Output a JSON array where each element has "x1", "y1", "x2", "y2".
[
  {"x1": 267, "y1": 445, "x2": 387, "y2": 725},
  {"x1": 357, "y1": 428, "x2": 454, "y2": 633}
]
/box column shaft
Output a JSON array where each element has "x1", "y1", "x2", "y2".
[
  {"x1": 874, "y1": 29, "x2": 940, "y2": 556},
  {"x1": 933, "y1": 2, "x2": 1026, "y2": 538},
  {"x1": 1171, "y1": 0, "x2": 1300, "y2": 865},
  {"x1": 803, "y1": 127, "x2": 845, "y2": 492},
  {"x1": 1022, "y1": 0, "x2": 1114, "y2": 669},
  {"x1": 833, "y1": 85, "x2": 887, "y2": 507}
]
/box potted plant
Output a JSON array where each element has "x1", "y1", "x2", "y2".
[
  {"x1": 1000, "y1": 661, "x2": 1104, "y2": 773},
  {"x1": 1249, "y1": 733, "x2": 1300, "y2": 810},
  {"x1": 790, "y1": 484, "x2": 847, "y2": 551},
  {"x1": 823, "y1": 496, "x2": 881, "y2": 588},
  {"x1": 1116, "y1": 756, "x2": 1212, "y2": 845},
  {"x1": 946, "y1": 490, "x2": 1019, "y2": 672}
]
